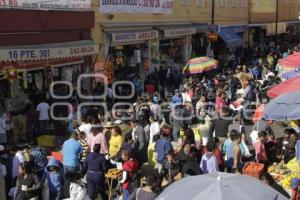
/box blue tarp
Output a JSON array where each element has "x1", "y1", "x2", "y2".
[{"x1": 218, "y1": 27, "x2": 244, "y2": 47}]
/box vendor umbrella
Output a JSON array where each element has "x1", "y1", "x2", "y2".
[
  {"x1": 183, "y1": 57, "x2": 218, "y2": 75},
  {"x1": 277, "y1": 53, "x2": 300, "y2": 74},
  {"x1": 264, "y1": 92, "x2": 300, "y2": 121},
  {"x1": 281, "y1": 70, "x2": 300, "y2": 80},
  {"x1": 156, "y1": 172, "x2": 287, "y2": 200},
  {"x1": 267, "y1": 76, "x2": 300, "y2": 98},
  {"x1": 279, "y1": 52, "x2": 300, "y2": 69}
]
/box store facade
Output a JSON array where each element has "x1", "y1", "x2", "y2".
[
  {"x1": 0, "y1": 9, "x2": 97, "y2": 111},
  {"x1": 103, "y1": 28, "x2": 159, "y2": 85},
  {"x1": 157, "y1": 25, "x2": 197, "y2": 68}
]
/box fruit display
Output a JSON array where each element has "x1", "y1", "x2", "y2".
[
  {"x1": 287, "y1": 158, "x2": 300, "y2": 172},
  {"x1": 268, "y1": 162, "x2": 290, "y2": 175},
  {"x1": 268, "y1": 162, "x2": 291, "y2": 183},
  {"x1": 280, "y1": 173, "x2": 300, "y2": 190},
  {"x1": 106, "y1": 168, "x2": 122, "y2": 179}
]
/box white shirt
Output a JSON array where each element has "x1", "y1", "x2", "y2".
[
  {"x1": 131, "y1": 126, "x2": 138, "y2": 142},
  {"x1": 78, "y1": 123, "x2": 92, "y2": 136},
  {"x1": 182, "y1": 92, "x2": 191, "y2": 103},
  {"x1": 15, "y1": 151, "x2": 25, "y2": 163},
  {"x1": 36, "y1": 102, "x2": 49, "y2": 121},
  {"x1": 149, "y1": 122, "x2": 160, "y2": 143}
]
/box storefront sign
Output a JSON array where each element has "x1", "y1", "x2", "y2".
[
  {"x1": 112, "y1": 30, "x2": 158, "y2": 43},
  {"x1": 99, "y1": 0, "x2": 173, "y2": 13},
  {"x1": 0, "y1": 0, "x2": 91, "y2": 10},
  {"x1": 164, "y1": 28, "x2": 196, "y2": 38},
  {"x1": 0, "y1": 42, "x2": 99, "y2": 61},
  {"x1": 251, "y1": 0, "x2": 276, "y2": 13}
]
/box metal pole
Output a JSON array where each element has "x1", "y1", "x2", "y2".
[
  {"x1": 212, "y1": 0, "x2": 215, "y2": 25},
  {"x1": 275, "y1": 0, "x2": 279, "y2": 45}
]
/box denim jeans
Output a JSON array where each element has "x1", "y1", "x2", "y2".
[
  {"x1": 172, "y1": 127, "x2": 179, "y2": 141},
  {"x1": 122, "y1": 189, "x2": 130, "y2": 200}
]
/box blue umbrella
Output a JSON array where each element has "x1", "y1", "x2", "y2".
[
  {"x1": 264, "y1": 92, "x2": 300, "y2": 120},
  {"x1": 281, "y1": 71, "x2": 300, "y2": 80}
]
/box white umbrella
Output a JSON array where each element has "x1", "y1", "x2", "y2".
[{"x1": 156, "y1": 172, "x2": 288, "y2": 200}]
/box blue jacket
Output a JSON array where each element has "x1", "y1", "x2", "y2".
[
  {"x1": 155, "y1": 137, "x2": 173, "y2": 164},
  {"x1": 44, "y1": 158, "x2": 63, "y2": 192},
  {"x1": 31, "y1": 146, "x2": 48, "y2": 172}
]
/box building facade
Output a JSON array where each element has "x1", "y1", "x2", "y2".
[
  {"x1": 92, "y1": 0, "x2": 249, "y2": 82},
  {"x1": 249, "y1": 0, "x2": 300, "y2": 43},
  {"x1": 0, "y1": 3, "x2": 98, "y2": 113}
]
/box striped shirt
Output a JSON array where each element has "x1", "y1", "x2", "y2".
[{"x1": 80, "y1": 139, "x2": 89, "y2": 162}]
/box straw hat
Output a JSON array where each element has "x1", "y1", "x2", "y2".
[{"x1": 103, "y1": 121, "x2": 116, "y2": 128}]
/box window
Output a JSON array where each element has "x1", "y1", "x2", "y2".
[
  {"x1": 181, "y1": 0, "x2": 191, "y2": 5},
  {"x1": 220, "y1": 0, "x2": 227, "y2": 7},
  {"x1": 197, "y1": 0, "x2": 206, "y2": 7},
  {"x1": 232, "y1": 0, "x2": 238, "y2": 7},
  {"x1": 241, "y1": 0, "x2": 247, "y2": 7}
]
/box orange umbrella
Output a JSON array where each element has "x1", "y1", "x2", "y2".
[{"x1": 253, "y1": 104, "x2": 265, "y2": 123}]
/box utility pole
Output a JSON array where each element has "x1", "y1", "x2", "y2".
[
  {"x1": 211, "y1": 0, "x2": 215, "y2": 25},
  {"x1": 208, "y1": 0, "x2": 216, "y2": 58},
  {"x1": 275, "y1": 0, "x2": 279, "y2": 45}
]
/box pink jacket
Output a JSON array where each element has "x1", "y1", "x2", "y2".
[{"x1": 87, "y1": 132, "x2": 108, "y2": 154}]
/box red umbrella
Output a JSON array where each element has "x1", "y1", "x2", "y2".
[
  {"x1": 279, "y1": 52, "x2": 300, "y2": 69},
  {"x1": 267, "y1": 76, "x2": 300, "y2": 98},
  {"x1": 253, "y1": 104, "x2": 265, "y2": 123}
]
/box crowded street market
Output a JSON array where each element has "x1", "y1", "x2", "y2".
[{"x1": 1, "y1": 0, "x2": 300, "y2": 200}]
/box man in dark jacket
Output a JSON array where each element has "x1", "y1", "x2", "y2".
[
  {"x1": 29, "y1": 141, "x2": 48, "y2": 179},
  {"x1": 209, "y1": 106, "x2": 232, "y2": 147},
  {"x1": 130, "y1": 119, "x2": 147, "y2": 164}
]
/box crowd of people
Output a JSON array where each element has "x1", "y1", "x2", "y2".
[{"x1": 0, "y1": 37, "x2": 300, "y2": 200}]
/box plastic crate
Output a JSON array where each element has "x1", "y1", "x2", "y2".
[{"x1": 243, "y1": 162, "x2": 264, "y2": 178}]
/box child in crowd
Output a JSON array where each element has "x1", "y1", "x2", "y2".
[
  {"x1": 43, "y1": 158, "x2": 64, "y2": 200},
  {"x1": 200, "y1": 140, "x2": 218, "y2": 174},
  {"x1": 225, "y1": 130, "x2": 242, "y2": 173},
  {"x1": 253, "y1": 131, "x2": 267, "y2": 164},
  {"x1": 265, "y1": 131, "x2": 278, "y2": 164},
  {"x1": 120, "y1": 149, "x2": 139, "y2": 200},
  {"x1": 163, "y1": 151, "x2": 181, "y2": 181}
]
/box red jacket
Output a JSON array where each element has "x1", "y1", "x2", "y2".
[{"x1": 122, "y1": 159, "x2": 139, "y2": 189}]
